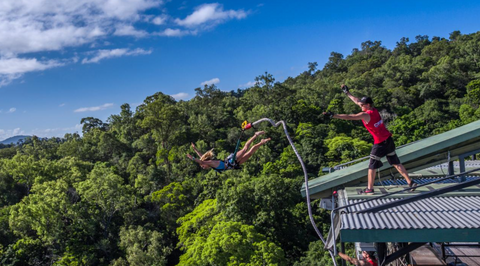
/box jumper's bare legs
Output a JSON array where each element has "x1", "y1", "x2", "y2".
[
  {"x1": 367, "y1": 168, "x2": 376, "y2": 190},
  {"x1": 235, "y1": 131, "x2": 264, "y2": 159},
  {"x1": 237, "y1": 138, "x2": 271, "y2": 164},
  {"x1": 393, "y1": 164, "x2": 413, "y2": 184},
  {"x1": 368, "y1": 164, "x2": 413, "y2": 190}
]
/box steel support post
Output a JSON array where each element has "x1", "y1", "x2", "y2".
[{"x1": 383, "y1": 242, "x2": 426, "y2": 266}]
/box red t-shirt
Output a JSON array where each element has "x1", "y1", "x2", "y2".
[
  {"x1": 367, "y1": 258, "x2": 378, "y2": 266},
  {"x1": 362, "y1": 108, "x2": 392, "y2": 144}
]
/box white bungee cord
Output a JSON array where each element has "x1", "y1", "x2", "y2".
[{"x1": 248, "y1": 118, "x2": 337, "y2": 266}]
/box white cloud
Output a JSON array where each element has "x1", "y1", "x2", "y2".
[
  {"x1": 7, "y1": 108, "x2": 16, "y2": 113},
  {"x1": 152, "y1": 15, "x2": 167, "y2": 25},
  {"x1": 0, "y1": 57, "x2": 64, "y2": 87},
  {"x1": 0, "y1": 57, "x2": 64, "y2": 75},
  {"x1": 59, "y1": 103, "x2": 66, "y2": 107},
  {"x1": 74, "y1": 103, "x2": 114, "y2": 112},
  {"x1": 0, "y1": 74, "x2": 21, "y2": 87},
  {"x1": 0, "y1": 1, "x2": 250, "y2": 87},
  {"x1": 155, "y1": 28, "x2": 195, "y2": 37},
  {"x1": 0, "y1": 0, "x2": 162, "y2": 55},
  {"x1": 171, "y1": 92, "x2": 189, "y2": 100},
  {"x1": 239, "y1": 81, "x2": 256, "y2": 88},
  {"x1": 31, "y1": 124, "x2": 83, "y2": 138},
  {"x1": 82, "y1": 48, "x2": 152, "y2": 64},
  {"x1": 13, "y1": 128, "x2": 22, "y2": 135},
  {"x1": 114, "y1": 25, "x2": 148, "y2": 38},
  {"x1": 0, "y1": 0, "x2": 163, "y2": 86},
  {"x1": 201, "y1": 78, "x2": 220, "y2": 86},
  {"x1": 175, "y1": 3, "x2": 247, "y2": 28},
  {"x1": 0, "y1": 128, "x2": 25, "y2": 141}
]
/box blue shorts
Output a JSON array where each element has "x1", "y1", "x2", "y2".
[
  {"x1": 215, "y1": 161, "x2": 226, "y2": 171},
  {"x1": 213, "y1": 154, "x2": 239, "y2": 173}
]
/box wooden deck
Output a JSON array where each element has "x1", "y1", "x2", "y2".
[
  {"x1": 410, "y1": 244, "x2": 446, "y2": 265},
  {"x1": 447, "y1": 245, "x2": 480, "y2": 266},
  {"x1": 410, "y1": 243, "x2": 480, "y2": 265}
]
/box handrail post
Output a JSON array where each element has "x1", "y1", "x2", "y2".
[{"x1": 459, "y1": 156, "x2": 466, "y2": 182}]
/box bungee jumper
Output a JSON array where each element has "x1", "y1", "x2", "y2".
[
  {"x1": 187, "y1": 131, "x2": 271, "y2": 172},
  {"x1": 323, "y1": 84, "x2": 417, "y2": 194}
]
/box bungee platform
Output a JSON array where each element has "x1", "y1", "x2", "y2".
[
  {"x1": 300, "y1": 119, "x2": 480, "y2": 266},
  {"x1": 301, "y1": 119, "x2": 480, "y2": 199}
]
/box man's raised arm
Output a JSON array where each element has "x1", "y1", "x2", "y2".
[{"x1": 342, "y1": 84, "x2": 363, "y2": 107}]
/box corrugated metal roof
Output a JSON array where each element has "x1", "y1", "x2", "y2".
[
  {"x1": 336, "y1": 179, "x2": 480, "y2": 242},
  {"x1": 342, "y1": 196, "x2": 480, "y2": 230}
]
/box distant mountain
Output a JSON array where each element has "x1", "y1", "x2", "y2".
[{"x1": 0, "y1": 135, "x2": 32, "y2": 145}]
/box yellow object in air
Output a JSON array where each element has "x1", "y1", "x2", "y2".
[{"x1": 241, "y1": 120, "x2": 248, "y2": 130}]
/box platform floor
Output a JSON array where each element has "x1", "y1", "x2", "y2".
[
  {"x1": 345, "y1": 183, "x2": 480, "y2": 200},
  {"x1": 411, "y1": 244, "x2": 446, "y2": 265},
  {"x1": 446, "y1": 245, "x2": 480, "y2": 266}
]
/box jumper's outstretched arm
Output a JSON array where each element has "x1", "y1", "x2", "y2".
[{"x1": 191, "y1": 142, "x2": 203, "y2": 157}]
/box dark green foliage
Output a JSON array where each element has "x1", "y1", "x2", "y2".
[{"x1": 1, "y1": 30, "x2": 480, "y2": 265}]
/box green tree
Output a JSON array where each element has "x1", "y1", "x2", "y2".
[
  {"x1": 137, "y1": 92, "x2": 186, "y2": 180},
  {"x1": 9, "y1": 179, "x2": 73, "y2": 245},
  {"x1": 81, "y1": 117, "x2": 108, "y2": 134},
  {"x1": 325, "y1": 135, "x2": 371, "y2": 164},
  {"x1": 177, "y1": 199, "x2": 287, "y2": 266},
  {"x1": 111, "y1": 226, "x2": 171, "y2": 266},
  {"x1": 217, "y1": 174, "x2": 316, "y2": 263},
  {"x1": 389, "y1": 114, "x2": 428, "y2": 145},
  {"x1": 76, "y1": 163, "x2": 135, "y2": 250},
  {"x1": 197, "y1": 221, "x2": 286, "y2": 266},
  {"x1": 294, "y1": 241, "x2": 342, "y2": 266},
  {"x1": 465, "y1": 79, "x2": 480, "y2": 104}
]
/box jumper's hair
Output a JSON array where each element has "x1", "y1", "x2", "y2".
[{"x1": 200, "y1": 149, "x2": 215, "y2": 161}]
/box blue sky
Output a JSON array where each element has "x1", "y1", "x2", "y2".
[{"x1": 1, "y1": 0, "x2": 480, "y2": 141}]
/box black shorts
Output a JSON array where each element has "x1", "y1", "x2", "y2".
[{"x1": 368, "y1": 136, "x2": 401, "y2": 169}]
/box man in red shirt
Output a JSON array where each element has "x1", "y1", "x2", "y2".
[{"x1": 323, "y1": 85, "x2": 416, "y2": 194}]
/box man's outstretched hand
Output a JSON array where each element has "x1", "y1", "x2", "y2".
[{"x1": 341, "y1": 84, "x2": 349, "y2": 94}]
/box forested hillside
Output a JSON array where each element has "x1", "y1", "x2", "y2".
[{"x1": 1, "y1": 31, "x2": 480, "y2": 266}]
